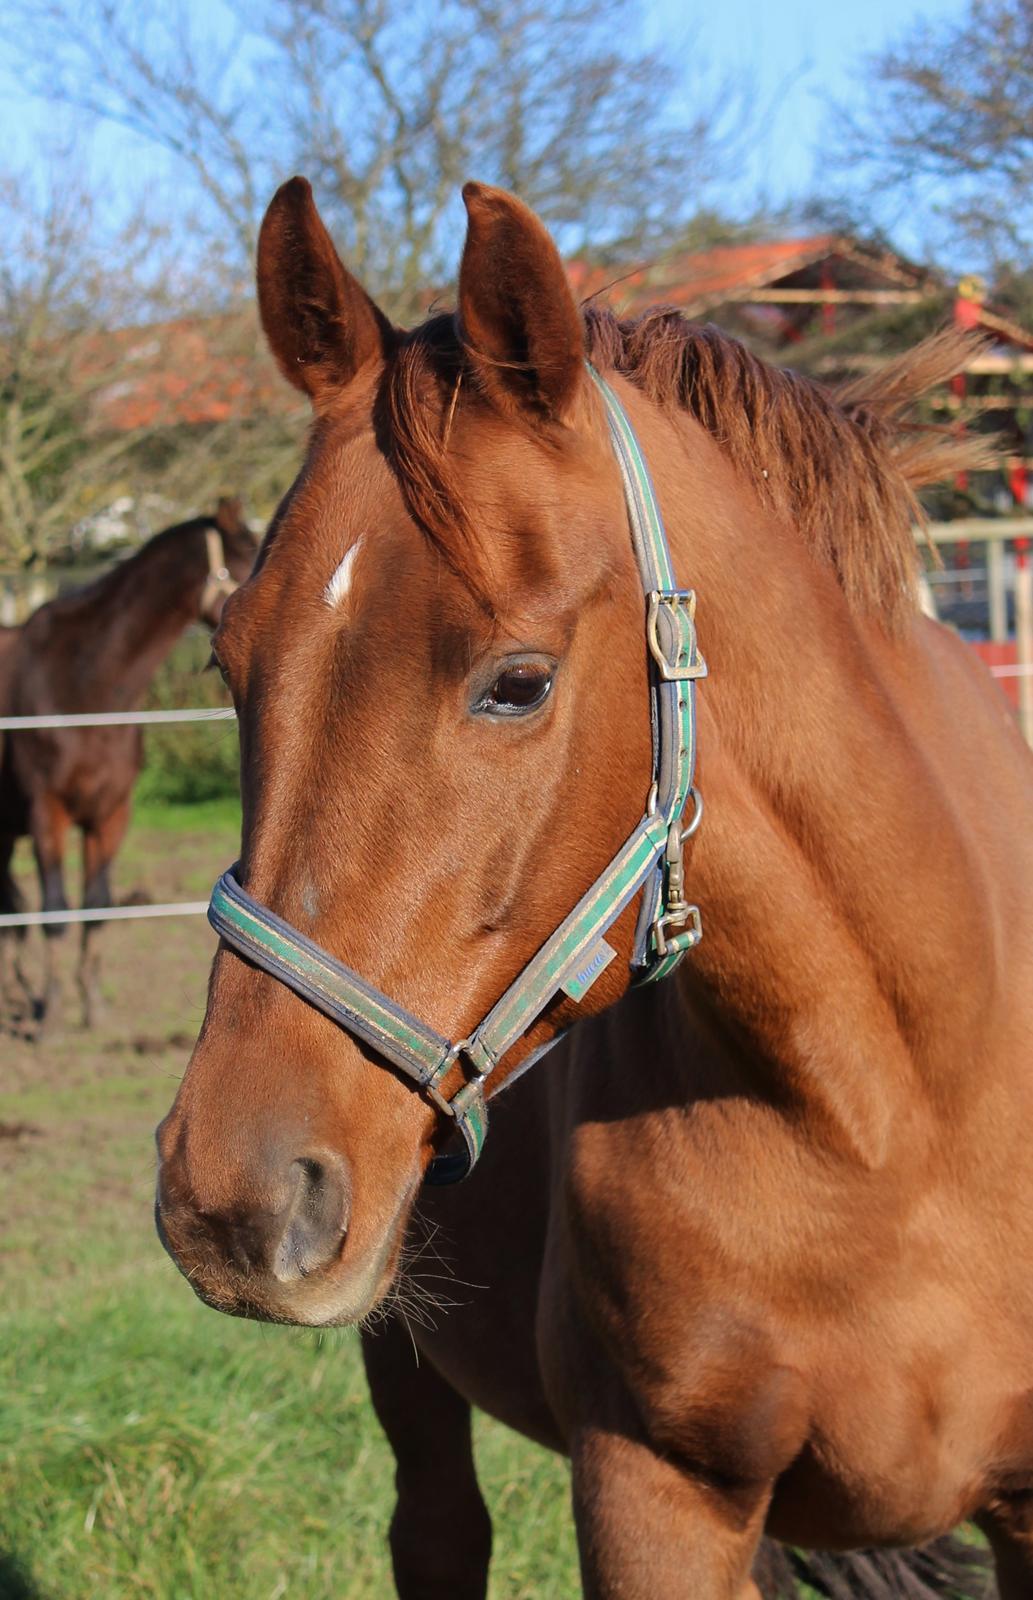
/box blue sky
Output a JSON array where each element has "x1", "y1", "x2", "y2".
[
  {"x1": 648, "y1": 0, "x2": 969, "y2": 253},
  {"x1": 652, "y1": 0, "x2": 959, "y2": 199},
  {"x1": 2, "y1": 0, "x2": 970, "y2": 264}
]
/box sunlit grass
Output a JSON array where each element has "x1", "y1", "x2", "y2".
[{"x1": 0, "y1": 1276, "x2": 578, "y2": 1599}]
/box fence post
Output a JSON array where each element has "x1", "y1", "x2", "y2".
[
  {"x1": 987, "y1": 538, "x2": 1008, "y2": 643},
  {"x1": 1015, "y1": 539, "x2": 1033, "y2": 747}
]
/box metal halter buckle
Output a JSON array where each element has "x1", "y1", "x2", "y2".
[
  {"x1": 646, "y1": 590, "x2": 708, "y2": 682},
  {"x1": 424, "y1": 1037, "x2": 490, "y2": 1117}
]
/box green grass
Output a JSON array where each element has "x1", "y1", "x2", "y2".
[
  {"x1": 130, "y1": 795, "x2": 241, "y2": 836},
  {"x1": 0, "y1": 808, "x2": 580, "y2": 1600},
  {"x1": 135, "y1": 632, "x2": 240, "y2": 809},
  {"x1": 0, "y1": 1282, "x2": 578, "y2": 1600}
]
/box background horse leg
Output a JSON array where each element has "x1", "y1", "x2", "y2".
[
  {"x1": 978, "y1": 1494, "x2": 1033, "y2": 1598},
  {"x1": 0, "y1": 832, "x2": 31, "y2": 1021},
  {"x1": 29, "y1": 793, "x2": 70, "y2": 1036},
  {"x1": 78, "y1": 799, "x2": 131, "y2": 1029},
  {"x1": 361, "y1": 1318, "x2": 492, "y2": 1600}
]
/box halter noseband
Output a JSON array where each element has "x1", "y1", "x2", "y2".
[{"x1": 207, "y1": 369, "x2": 706, "y2": 1183}]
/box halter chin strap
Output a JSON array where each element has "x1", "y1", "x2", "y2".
[{"x1": 207, "y1": 367, "x2": 706, "y2": 1184}]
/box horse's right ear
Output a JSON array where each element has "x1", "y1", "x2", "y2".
[{"x1": 257, "y1": 177, "x2": 394, "y2": 405}]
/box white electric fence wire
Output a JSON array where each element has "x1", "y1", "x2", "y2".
[
  {"x1": 0, "y1": 708, "x2": 236, "y2": 730},
  {"x1": 0, "y1": 902, "x2": 209, "y2": 927},
  {"x1": 0, "y1": 706, "x2": 233, "y2": 925}
]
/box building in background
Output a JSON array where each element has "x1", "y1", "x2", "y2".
[{"x1": 572, "y1": 235, "x2": 1033, "y2": 518}]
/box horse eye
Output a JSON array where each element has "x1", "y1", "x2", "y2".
[
  {"x1": 207, "y1": 650, "x2": 230, "y2": 687},
  {"x1": 480, "y1": 661, "x2": 554, "y2": 715}
]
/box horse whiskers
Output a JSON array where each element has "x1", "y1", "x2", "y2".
[
  {"x1": 375, "y1": 1245, "x2": 473, "y2": 1341},
  {"x1": 369, "y1": 1207, "x2": 491, "y2": 1342},
  {"x1": 402, "y1": 1287, "x2": 465, "y2": 1318},
  {"x1": 389, "y1": 1274, "x2": 447, "y2": 1327},
  {"x1": 391, "y1": 1293, "x2": 422, "y2": 1366},
  {"x1": 404, "y1": 1269, "x2": 489, "y2": 1291},
  {"x1": 379, "y1": 1283, "x2": 437, "y2": 1347},
  {"x1": 357, "y1": 1253, "x2": 450, "y2": 1348},
  {"x1": 403, "y1": 1209, "x2": 471, "y2": 1282}
]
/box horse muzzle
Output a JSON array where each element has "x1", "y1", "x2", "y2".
[{"x1": 154, "y1": 1113, "x2": 412, "y2": 1325}]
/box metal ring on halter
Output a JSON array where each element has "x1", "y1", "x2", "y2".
[{"x1": 683, "y1": 786, "x2": 704, "y2": 839}]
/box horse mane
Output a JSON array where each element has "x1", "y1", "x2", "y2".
[{"x1": 384, "y1": 310, "x2": 993, "y2": 631}]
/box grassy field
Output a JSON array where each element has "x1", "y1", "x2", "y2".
[{"x1": 0, "y1": 802, "x2": 579, "y2": 1599}]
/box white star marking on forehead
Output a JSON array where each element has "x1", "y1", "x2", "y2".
[{"x1": 324, "y1": 537, "x2": 364, "y2": 608}]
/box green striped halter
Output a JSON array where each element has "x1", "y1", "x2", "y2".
[{"x1": 208, "y1": 367, "x2": 706, "y2": 1184}]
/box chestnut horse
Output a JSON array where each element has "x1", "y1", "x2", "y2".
[
  {"x1": 157, "y1": 177, "x2": 1033, "y2": 1598},
  {"x1": 0, "y1": 499, "x2": 256, "y2": 1029}
]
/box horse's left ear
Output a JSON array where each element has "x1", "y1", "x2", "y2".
[{"x1": 458, "y1": 183, "x2": 585, "y2": 420}]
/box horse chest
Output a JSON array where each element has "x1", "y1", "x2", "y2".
[
  {"x1": 558, "y1": 1104, "x2": 1033, "y2": 1533},
  {"x1": 767, "y1": 1337, "x2": 1025, "y2": 1546}
]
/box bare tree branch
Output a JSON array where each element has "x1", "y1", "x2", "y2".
[
  {"x1": 836, "y1": 0, "x2": 1033, "y2": 270},
  {"x1": 0, "y1": 0, "x2": 753, "y2": 315},
  {"x1": 0, "y1": 164, "x2": 301, "y2": 566}
]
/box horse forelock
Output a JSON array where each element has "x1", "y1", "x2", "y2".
[
  {"x1": 382, "y1": 315, "x2": 500, "y2": 618},
  {"x1": 381, "y1": 307, "x2": 992, "y2": 635}
]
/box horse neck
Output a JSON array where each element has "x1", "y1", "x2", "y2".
[
  {"x1": 644, "y1": 404, "x2": 988, "y2": 1165},
  {"x1": 73, "y1": 525, "x2": 208, "y2": 705}
]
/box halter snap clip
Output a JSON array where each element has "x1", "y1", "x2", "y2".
[{"x1": 650, "y1": 793, "x2": 704, "y2": 959}]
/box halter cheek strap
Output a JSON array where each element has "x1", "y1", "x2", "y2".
[
  {"x1": 201, "y1": 528, "x2": 239, "y2": 616},
  {"x1": 207, "y1": 367, "x2": 706, "y2": 1184}
]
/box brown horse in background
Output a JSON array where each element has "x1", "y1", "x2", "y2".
[
  {"x1": 158, "y1": 178, "x2": 1033, "y2": 1598},
  {"x1": 0, "y1": 498, "x2": 256, "y2": 1030}
]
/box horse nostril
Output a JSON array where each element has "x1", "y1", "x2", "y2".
[{"x1": 271, "y1": 1151, "x2": 351, "y2": 1283}]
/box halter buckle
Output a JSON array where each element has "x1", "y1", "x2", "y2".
[
  {"x1": 646, "y1": 590, "x2": 707, "y2": 682},
  {"x1": 424, "y1": 1036, "x2": 492, "y2": 1117}
]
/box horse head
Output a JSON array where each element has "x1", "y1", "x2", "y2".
[{"x1": 156, "y1": 177, "x2": 665, "y2": 1325}]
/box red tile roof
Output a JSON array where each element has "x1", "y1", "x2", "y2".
[
  {"x1": 75, "y1": 313, "x2": 294, "y2": 433},
  {"x1": 75, "y1": 236, "x2": 1033, "y2": 432},
  {"x1": 567, "y1": 235, "x2": 883, "y2": 316}
]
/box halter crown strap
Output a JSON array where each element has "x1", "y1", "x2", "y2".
[{"x1": 207, "y1": 367, "x2": 705, "y2": 1183}]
